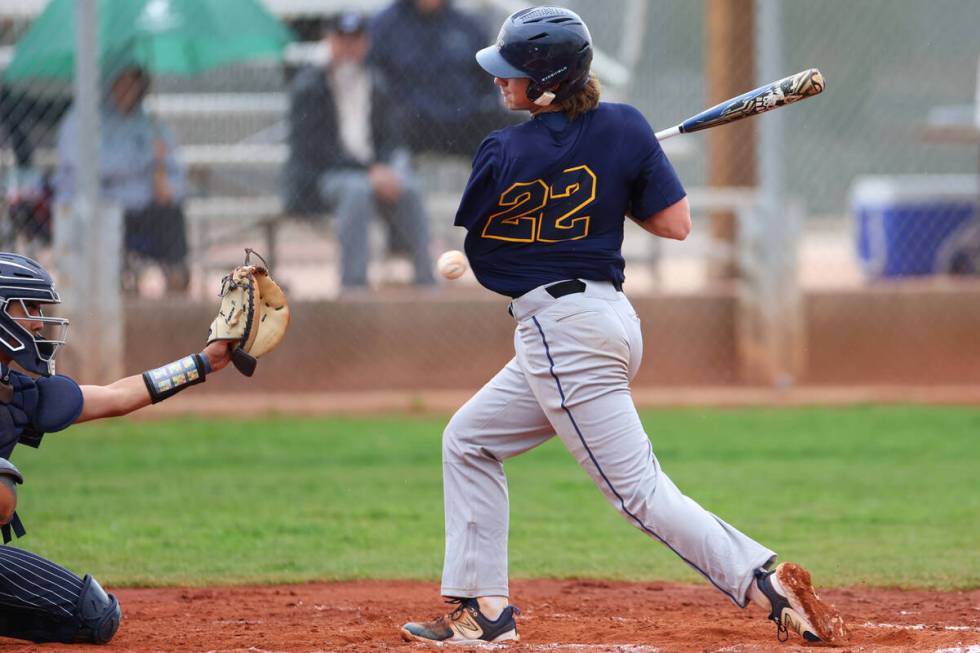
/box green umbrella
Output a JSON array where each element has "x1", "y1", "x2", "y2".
[{"x1": 4, "y1": 0, "x2": 293, "y2": 82}]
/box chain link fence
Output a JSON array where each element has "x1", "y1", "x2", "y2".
[{"x1": 0, "y1": 0, "x2": 977, "y2": 390}]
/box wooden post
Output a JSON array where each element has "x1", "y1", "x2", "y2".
[{"x1": 705, "y1": 0, "x2": 757, "y2": 280}]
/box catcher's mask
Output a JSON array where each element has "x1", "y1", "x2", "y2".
[
  {"x1": 0, "y1": 253, "x2": 69, "y2": 376},
  {"x1": 476, "y1": 6, "x2": 593, "y2": 106}
]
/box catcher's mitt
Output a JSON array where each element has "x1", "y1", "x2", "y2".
[{"x1": 207, "y1": 249, "x2": 290, "y2": 376}]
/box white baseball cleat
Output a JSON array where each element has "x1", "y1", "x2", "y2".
[
  {"x1": 754, "y1": 562, "x2": 849, "y2": 643},
  {"x1": 400, "y1": 597, "x2": 520, "y2": 645}
]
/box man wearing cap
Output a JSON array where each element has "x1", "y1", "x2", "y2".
[{"x1": 284, "y1": 12, "x2": 435, "y2": 291}]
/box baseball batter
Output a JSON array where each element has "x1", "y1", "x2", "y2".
[
  {"x1": 0, "y1": 252, "x2": 237, "y2": 644},
  {"x1": 401, "y1": 7, "x2": 848, "y2": 646}
]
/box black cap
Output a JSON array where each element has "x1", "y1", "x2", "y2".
[{"x1": 331, "y1": 12, "x2": 367, "y2": 35}]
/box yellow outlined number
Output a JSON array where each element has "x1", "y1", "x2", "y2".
[{"x1": 481, "y1": 165, "x2": 596, "y2": 243}]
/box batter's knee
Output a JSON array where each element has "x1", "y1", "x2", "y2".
[
  {"x1": 442, "y1": 417, "x2": 466, "y2": 461},
  {"x1": 75, "y1": 574, "x2": 122, "y2": 644},
  {"x1": 442, "y1": 408, "x2": 483, "y2": 462}
]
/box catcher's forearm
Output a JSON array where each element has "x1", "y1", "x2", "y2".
[
  {"x1": 76, "y1": 352, "x2": 213, "y2": 423},
  {"x1": 77, "y1": 375, "x2": 155, "y2": 423},
  {"x1": 142, "y1": 353, "x2": 212, "y2": 404}
]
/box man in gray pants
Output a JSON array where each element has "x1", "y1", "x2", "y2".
[{"x1": 283, "y1": 12, "x2": 434, "y2": 291}]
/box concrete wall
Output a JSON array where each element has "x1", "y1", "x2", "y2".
[
  {"x1": 803, "y1": 282, "x2": 980, "y2": 385},
  {"x1": 112, "y1": 284, "x2": 980, "y2": 393}
]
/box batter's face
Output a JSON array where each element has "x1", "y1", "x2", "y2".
[{"x1": 494, "y1": 77, "x2": 537, "y2": 111}]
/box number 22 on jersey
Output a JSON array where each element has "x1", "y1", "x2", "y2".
[{"x1": 481, "y1": 165, "x2": 596, "y2": 243}]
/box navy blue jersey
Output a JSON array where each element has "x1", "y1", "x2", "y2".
[
  {"x1": 0, "y1": 370, "x2": 83, "y2": 459},
  {"x1": 454, "y1": 102, "x2": 686, "y2": 297},
  {"x1": 0, "y1": 369, "x2": 83, "y2": 543}
]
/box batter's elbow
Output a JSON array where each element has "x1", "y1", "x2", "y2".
[
  {"x1": 670, "y1": 217, "x2": 692, "y2": 240},
  {"x1": 646, "y1": 198, "x2": 691, "y2": 240}
]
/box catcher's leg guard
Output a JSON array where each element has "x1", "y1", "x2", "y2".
[
  {"x1": 0, "y1": 573, "x2": 120, "y2": 644},
  {"x1": 74, "y1": 574, "x2": 122, "y2": 644}
]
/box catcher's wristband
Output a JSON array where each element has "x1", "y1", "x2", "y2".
[{"x1": 142, "y1": 353, "x2": 212, "y2": 404}]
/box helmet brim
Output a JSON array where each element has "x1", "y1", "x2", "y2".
[{"x1": 476, "y1": 46, "x2": 528, "y2": 79}]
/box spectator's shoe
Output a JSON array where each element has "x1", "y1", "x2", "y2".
[
  {"x1": 400, "y1": 598, "x2": 520, "y2": 644},
  {"x1": 755, "y1": 563, "x2": 849, "y2": 643}
]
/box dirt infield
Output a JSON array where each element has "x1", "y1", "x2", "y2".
[{"x1": 4, "y1": 580, "x2": 978, "y2": 652}]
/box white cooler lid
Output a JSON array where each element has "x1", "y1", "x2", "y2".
[{"x1": 850, "y1": 175, "x2": 979, "y2": 207}]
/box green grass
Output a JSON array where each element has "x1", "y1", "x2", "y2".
[{"x1": 9, "y1": 406, "x2": 979, "y2": 590}]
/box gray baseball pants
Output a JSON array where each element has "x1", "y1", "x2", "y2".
[
  {"x1": 440, "y1": 279, "x2": 775, "y2": 606},
  {"x1": 320, "y1": 170, "x2": 435, "y2": 288}
]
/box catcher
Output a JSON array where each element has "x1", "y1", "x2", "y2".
[{"x1": 0, "y1": 251, "x2": 287, "y2": 644}]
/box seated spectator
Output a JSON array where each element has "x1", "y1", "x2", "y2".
[
  {"x1": 0, "y1": 86, "x2": 71, "y2": 250},
  {"x1": 54, "y1": 65, "x2": 189, "y2": 293},
  {"x1": 284, "y1": 12, "x2": 435, "y2": 291},
  {"x1": 369, "y1": 0, "x2": 515, "y2": 157}
]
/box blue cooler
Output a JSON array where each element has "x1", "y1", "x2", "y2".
[{"x1": 851, "y1": 175, "x2": 979, "y2": 277}]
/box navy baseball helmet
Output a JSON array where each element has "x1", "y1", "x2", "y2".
[
  {"x1": 0, "y1": 253, "x2": 68, "y2": 376},
  {"x1": 476, "y1": 6, "x2": 593, "y2": 106}
]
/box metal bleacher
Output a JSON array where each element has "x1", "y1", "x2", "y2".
[
  {"x1": 0, "y1": 0, "x2": 648, "y2": 296},
  {"x1": 152, "y1": 90, "x2": 471, "y2": 280},
  {"x1": 0, "y1": 0, "x2": 474, "y2": 296}
]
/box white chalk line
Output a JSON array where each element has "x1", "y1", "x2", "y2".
[
  {"x1": 862, "y1": 621, "x2": 980, "y2": 633},
  {"x1": 407, "y1": 644, "x2": 661, "y2": 652}
]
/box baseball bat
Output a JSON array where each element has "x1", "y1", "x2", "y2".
[{"x1": 654, "y1": 68, "x2": 825, "y2": 141}]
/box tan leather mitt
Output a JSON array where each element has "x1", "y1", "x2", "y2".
[{"x1": 207, "y1": 251, "x2": 290, "y2": 376}]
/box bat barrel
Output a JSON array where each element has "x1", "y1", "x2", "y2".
[{"x1": 676, "y1": 68, "x2": 825, "y2": 136}]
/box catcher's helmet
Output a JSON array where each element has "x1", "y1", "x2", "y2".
[
  {"x1": 476, "y1": 6, "x2": 593, "y2": 106},
  {"x1": 0, "y1": 253, "x2": 68, "y2": 376}
]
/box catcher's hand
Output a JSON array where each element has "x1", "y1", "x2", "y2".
[{"x1": 207, "y1": 249, "x2": 290, "y2": 376}]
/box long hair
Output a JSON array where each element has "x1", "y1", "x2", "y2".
[{"x1": 557, "y1": 75, "x2": 601, "y2": 120}]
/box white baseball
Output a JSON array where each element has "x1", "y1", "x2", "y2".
[{"x1": 437, "y1": 250, "x2": 469, "y2": 280}]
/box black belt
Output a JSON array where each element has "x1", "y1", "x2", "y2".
[
  {"x1": 509, "y1": 279, "x2": 622, "y2": 316},
  {"x1": 545, "y1": 279, "x2": 587, "y2": 298},
  {"x1": 544, "y1": 279, "x2": 622, "y2": 298}
]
